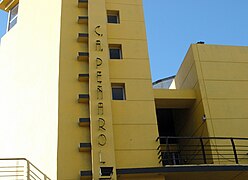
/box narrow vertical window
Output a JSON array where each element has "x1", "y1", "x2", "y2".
[
  {"x1": 8, "y1": 3, "x2": 19, "y2": 31},
  {"x1": 112, "y1": 84, "x2": 126, "y2": 100},
  {"x1": 107, "y1": 10, "x2": 120, "y2": 24},
  {"x1": 109, "y1": 44, "x2": 122, "y2": 59}
]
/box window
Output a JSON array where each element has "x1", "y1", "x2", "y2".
[
  {"x1": 107, "y1": 10, "x2": 120, "y2": 24},
  {"x1": 112, "y1": 84, "x2": 126, "y2": 100},
  {"x1": 109, "y1": 44, "x2": 122, "y2": 59},
  {"x1": 8, "y1": 3, "x2": 19, "y2": 31}
]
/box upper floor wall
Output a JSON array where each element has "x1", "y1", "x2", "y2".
[
  {"x1": 169, "y1": 44, "x2": 248, "y2": 138},
  {"x1": 195, "y1": 44, "x2": 248, "y2": 137}
]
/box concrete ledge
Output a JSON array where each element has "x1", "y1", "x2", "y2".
[
  {"x1": 116, "y1": 165, "x2": 248, "y2": 175},
  {"x1": 81, "y1": 165, "x2": 248, "y2": 178},
  {"x1": 153, "y1": 89, "x2": 196, "y2": 108}
]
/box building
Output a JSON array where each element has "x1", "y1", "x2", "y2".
[
  {"x1": 153, "y1": 44, "x2": 248, "y2": 180},
  {"x1": 0, "y1": 0, "x2": 248, "y2": 180}
]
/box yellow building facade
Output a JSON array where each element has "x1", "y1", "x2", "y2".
[
  {"x1": 1, "y1": 0, "x2": 248, "y2": 180},
  {"x1": 153, "y1": 44, "x2": 248, "y2": 179}
]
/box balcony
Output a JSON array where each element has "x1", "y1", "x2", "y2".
[
  {"x1": 156, "y1": 136, "x2": 248, "y2": 166},
  {"x1": 0, "y1": 158, "x2": 51, "y2": 179},
  {"x1": 80, "y1": 136, "x2": 248, "y2": 179}
]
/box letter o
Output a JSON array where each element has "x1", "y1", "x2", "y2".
[{"x1": 98, "y1": 134, "x2": 107, "y2": 146}]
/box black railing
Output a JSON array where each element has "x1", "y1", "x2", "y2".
[{"x1": 156, "y1": 137, "x2": 248, "y2": 166}]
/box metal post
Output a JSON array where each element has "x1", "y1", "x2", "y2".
[
  {"x1": 200, "y1": 138, "x2": 207, "y2": 164},
  {"x1": 165, "y1": 137, "x2": 169, "y2": 165},
  {"x1": 231, "y1": 138, "x2": 239, "y2": 164},
  {"x1": 27, "y1": 160, "x2": 30, "y2": 180}
]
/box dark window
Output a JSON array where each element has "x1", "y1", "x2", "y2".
[
  {"x1": 108, "y1": 15, "x2": 118, "y2": 23},
  {"x1": 107, "y1": 10, "x2": 120, "y2": 24},
  {"x1": 8, "y1": 4, "x2": 19, "y2": 31},
  {"x1": 112, "y1": 84, "x2": 126, "y2": 100},
  {"x1": 109, "y1": 44, "x2": 122, "y2": 59}
]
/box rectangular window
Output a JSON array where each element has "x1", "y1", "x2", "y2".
[
  {"x1": 8, "y1": 3, "x2": 19, "y2": 31},
  {"x1": 109, "y1": 44, "x2": 122, "y2": 59},
  {"x1": 107, "y1": 10, "x2": 120, "y2": 24},
  {"x1": 112, "y1": 84, "x2": 126, "y2": 100}
]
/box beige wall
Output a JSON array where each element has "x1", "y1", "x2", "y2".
[{"x1": 0, "y1": 0, "x2": 61, "y2": 179}]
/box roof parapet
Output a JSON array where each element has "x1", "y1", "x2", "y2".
[{"x1": 0, "y1": 0, "x2": 18, "y2": 11}]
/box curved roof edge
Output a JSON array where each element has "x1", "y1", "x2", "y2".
[{"x1": 152, "y1": 75, "x2": 176, "y2": 85}]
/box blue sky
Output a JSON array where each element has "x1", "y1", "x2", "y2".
[{"x1": 1, "y1": 0, "x2": 248, "y2": 81}]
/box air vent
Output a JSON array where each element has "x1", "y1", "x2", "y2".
[
  {"x1": 78, "y1": 94, "x2": 89, "y2": 103},
  {"x1": 78, "y1": 16, "x2": 88, "y2": 24},
  {"x1": 78, "y1": 74, "x2": 89, "y2": 81},
  {"x1": 78, "y1": 33, "x2": 88, "y2": 43},
  {"x1": 78, "y1": 118, "x2": 90, "y2": 126},
  {"x1": 78, "y1": 0, "x2": 88, "y2": 8},
  {"x1": 79, "y1": 143, "x2": 91, "y2": 152},
  {"x1": 77, "y1": 52, "x2": 89, "y2": 61}
]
